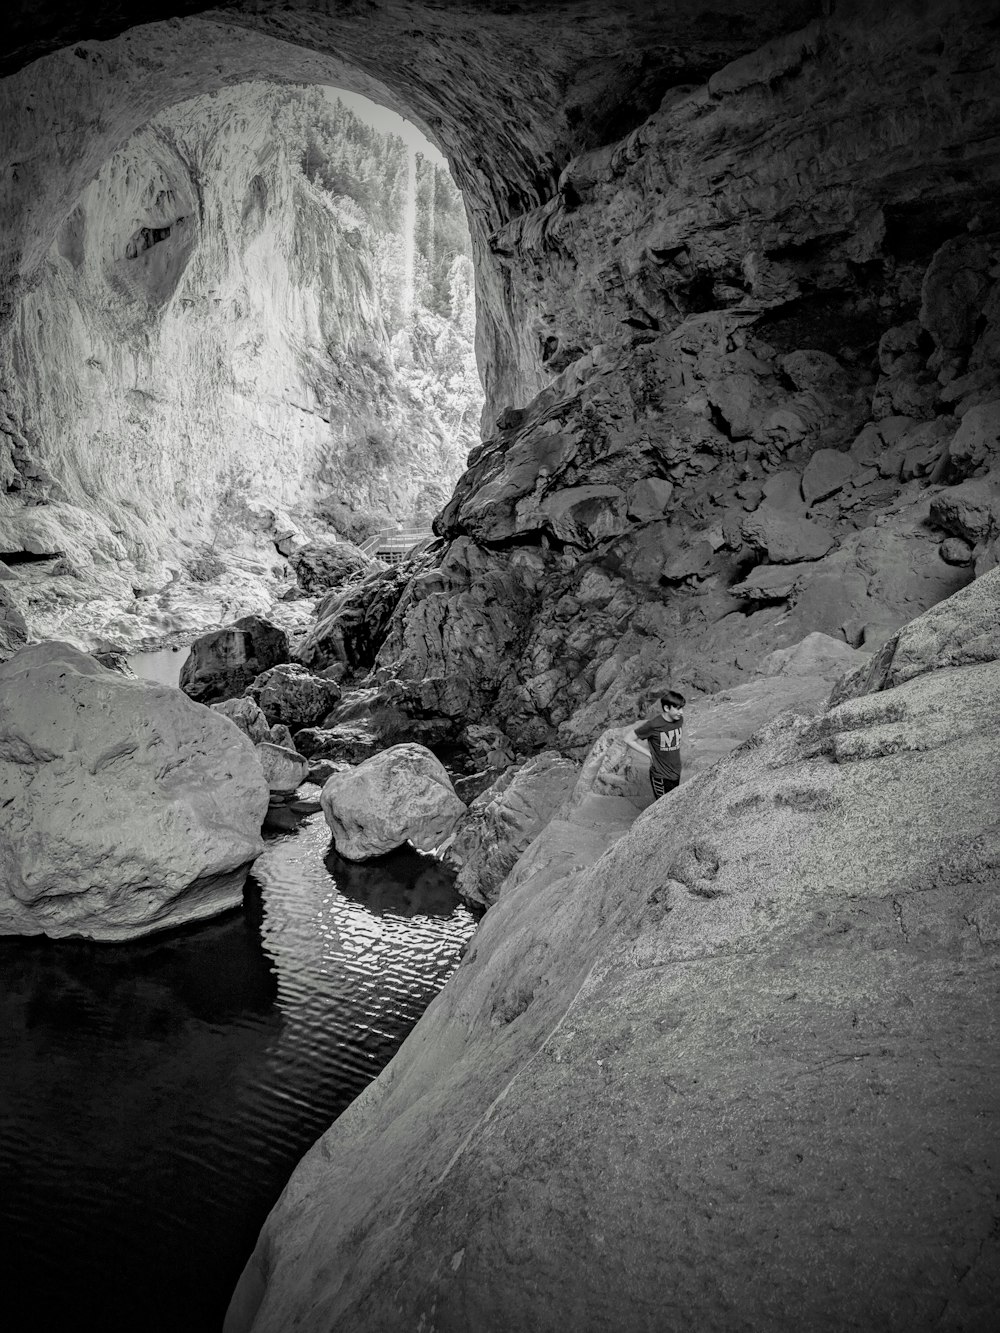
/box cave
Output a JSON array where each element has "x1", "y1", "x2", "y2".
[{"x1": 2, "y1": 3, "x2": 1000, "y2": 1332}]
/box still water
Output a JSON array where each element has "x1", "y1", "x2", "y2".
[
  {"x1": 0, "y1": 816, "x2": 478, "y2": 1333},
  {"x1": 126, "y1": 644, "x2": 190, "y2": 687}
]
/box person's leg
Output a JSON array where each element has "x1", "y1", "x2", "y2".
[{"x1": 649, "y1": 771, "x2": 665, "y2": 800}]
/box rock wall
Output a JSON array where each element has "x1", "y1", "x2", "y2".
[{"x1": 297, "y1": 2, "x2": 1000, "y2": 751}]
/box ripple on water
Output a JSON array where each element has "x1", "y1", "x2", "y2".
[{"x1": 0, "y1": 813, "x2": 478, "y2": 1333}]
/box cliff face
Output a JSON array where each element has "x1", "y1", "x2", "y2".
[
  {"x1": 1, "y1": 81, "x2": 478, "y2": 648},
  {"x1": 305, "y1": 3, "x2": 1000, "y2": 750}
]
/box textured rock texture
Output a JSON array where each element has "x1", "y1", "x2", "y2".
[
  {"x1": 228, "y1": 574, "x2": 1000, "y2": 1333},
  {"x1": 449, "y1": 750, "x2": 579, "y2": 906},
  {"x1": 304, "y1": 2, "x2": 1000, "y2": 753},
  {"x1": 244, "y1": 662, "x2": 341, "y2": 731},
  {"x1": 179, "y1": 615, "x2": 290, "y2": 704},
  {"x1": 0, "y1": 641, "x2": 269, "y2": 940},
  {"x1": 320, "y1": 743, "x2": 467, "y2": 860}
]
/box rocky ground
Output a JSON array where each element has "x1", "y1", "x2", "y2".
[{"x1": 227, "y1": 569, "x2": 1000, "y2": 1333}]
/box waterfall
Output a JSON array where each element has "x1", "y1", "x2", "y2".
[{"x1": 401, "y1": 141, "x2": 418, "y2": 322}]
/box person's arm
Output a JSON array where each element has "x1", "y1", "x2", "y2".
[{"x1": 633, "y1": 715, "x2": 661, "y2": 740}]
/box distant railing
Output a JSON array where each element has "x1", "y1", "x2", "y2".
[{"x1": 359, "y1": 528, "x2": 434, "y2": 565}]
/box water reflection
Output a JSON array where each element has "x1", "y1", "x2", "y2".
[{"x1": 0, "y1": 814, "x2": 477, "y2": 1333}]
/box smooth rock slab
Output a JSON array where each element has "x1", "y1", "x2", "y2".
[
  {"x1": 320, "y1": 744, "x2": 466, "y2": 860},
  {"x1": 0, "y1": 641, "x2": 269, "y2": 941}
]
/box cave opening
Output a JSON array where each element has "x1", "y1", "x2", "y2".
[{"x1": 2, "y1": 71, "x2": 484, "y2": 652}]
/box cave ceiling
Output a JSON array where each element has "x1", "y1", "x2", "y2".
[{"x1": 3, "y1": 1, "x2": 824, "y2": 249}]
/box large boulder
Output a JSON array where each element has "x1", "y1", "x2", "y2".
[
  {"x1": 288, "y1": 540, "x2": 372, "y2": 595},
  {"x1": 179, "y1": 615, "x2": 290, "y2": 704},
  {"x1": 244, "y1": 662, "x2": 342, "y2": 730},
  {"x1": 0, "y1": 642, "x2": 269, "y2": 941},
  {"x1": 320, "y1": 744, "x2": 466, "y2": 860},
  {"x1": 449, "y1": 751, "x2": 579, "y2": 906}
]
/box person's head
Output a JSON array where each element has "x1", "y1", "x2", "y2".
[{"x1": 659, "y1": 688, "x2": 685, "y2": 718}]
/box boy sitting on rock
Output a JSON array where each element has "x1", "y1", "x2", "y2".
[{"x1": 625, "y1": 689, "x2": 685, "y2": 801}]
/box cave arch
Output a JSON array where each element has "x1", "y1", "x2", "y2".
[{"x1": 1, "y1": 1, "x2": 824, "y2": 417}]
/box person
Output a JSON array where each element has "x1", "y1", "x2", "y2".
[{"x1": 626, "y1": 688, "x2": 685, "y2": 801}]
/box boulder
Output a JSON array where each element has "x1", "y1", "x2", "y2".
[
  {"x1": 295, "y1": 563, "x2": 409, "y2": 673},
  {"x1": 800, "y1": 448, "x2": 856, "y2": 504},
  {"x1": 946, "y1": 400, "x2": 1000, "y2": 478},
  {"x1": 0, "y1": 642, "x2": 268, "y2": 940},
  {"x1": 210, "y1": 696, "x2": 271, "y2": 744},
  {"x1": 256, "y1": 742, "x2": 309, "y2": 795},
  {"x1": 626, "y1": 477, "x2": 674, "y2": 521},
  {"x1": 293, "y1": 721, "x2": 383, "y2": 764},
  {"x1": 179, "y1": 615, "x2": 289, "y2": 704},
  {"x1": 919, "y1": 234, "x2": 993, "y2": 353},
  {"x1": 939, "y1": 537, "x2": 974, "y2": 566},
  {"x1": 288, "y1": 540, "x2": 372, "y2": 595},
  {"x1": 929, "y1": 476, "x2": 999, "y2": 544},
  {"x1": 245, "y1": 662, "x2": 342, "y2": 730},
  {"x1": 449, "y1": 752, "x2": 579, "y2": 906},
  {"x1": 306, "y1": 758, "x2": 352, "y2": 787},
  {"x1": 320, "y1": 744, "x2": 466, "y2": 860},
  {"x1": 741, "y1": 508, "x2": 836, "y2": 562}
]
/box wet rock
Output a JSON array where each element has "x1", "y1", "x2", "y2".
[
  {"x1": 0, "y1": 641, "x2": 268, "y2": 940},
  {"x1": 179, "y1": 615, "x2": 289, "y2": 705},
  {"x1": 449, "y1": 752, "x2": 579, "y2": 906},
  {"x1": 210, "y1": 695, "x2": 271, "y2": 744},
  {"x1": 245, "y1": 662, "x2": 342, "y2": 730},
  {"x1": 320, "y1": 744, "x2": 466, "y2": 860},
  {"x1": 256, "y1": 742, "x2": 308, "y2": 795},
  {"x1": 288, "y1": 540, "x2": 372, "y2": 595}
]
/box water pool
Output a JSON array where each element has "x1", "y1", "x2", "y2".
[{"x1": 0, "y1": 815, "x2": 478, "y2": 1333}]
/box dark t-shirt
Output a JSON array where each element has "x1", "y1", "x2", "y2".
[{"x1": 634, "y1": 711, "x2": 683, "y2": 781}]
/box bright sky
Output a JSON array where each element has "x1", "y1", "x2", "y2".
[{"x1": 324, "y1": 87, "x2": 449, "y2": 170}]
